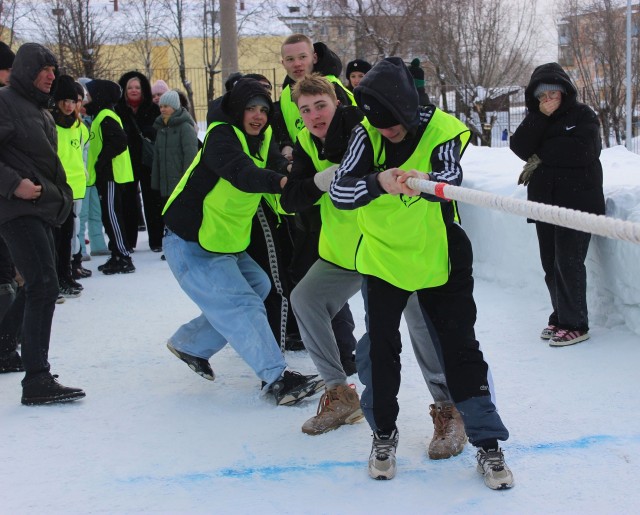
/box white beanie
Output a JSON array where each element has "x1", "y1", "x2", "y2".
[{"x1": 159, "y1": 90, "x2": 181, "y2": 111}]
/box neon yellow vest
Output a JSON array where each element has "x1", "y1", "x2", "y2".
[
  {"x1": 56, "y1": 121, "x2": 87, "y2": 200},
  {"x1": 164, "y1": 122, "x2": 273, "y2": 253},
  {"x1": 280, "y1": 75, "x2": 355, "y2": 143},
  {"x1": 297, "y1": 128, "x2": 360, "y2": 270},
  {"x1": 87, "y1": 109, "x2": 134, "y2": 186},
  {"x1": 356, "y1": 111, "x2": 471, "y2": 291}
]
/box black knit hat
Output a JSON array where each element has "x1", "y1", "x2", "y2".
[
  {"x1": 0, "y1": 41, "x2": 15, "y2": 70},
  {"x1": 53, "y1": 74, "x2": 78, "y2": 101},
  {"x1": 346, "y1": 59, "x2": 372, "y2": 79}
]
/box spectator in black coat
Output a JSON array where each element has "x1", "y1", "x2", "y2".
[
  {"x1": 115, "y1": 71, "x2": 163, "y2": 252},
  {"x1": 510, "y1": 62, "x2": 605, "y2": 347}
]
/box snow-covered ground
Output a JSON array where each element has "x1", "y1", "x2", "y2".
[{"x1": 2, "y1": 145, "x2": 640, "y2": 514}]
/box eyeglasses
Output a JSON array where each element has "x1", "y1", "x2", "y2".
[{"x1": 536, "y1": 90, "x2": 561, "y2": 101}]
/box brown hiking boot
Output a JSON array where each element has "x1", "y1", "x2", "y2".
[
  {"x1": 302, "y1": 384, "x2": 364, "y2": 435},
  {"x1": 428, "y1": 402, "x2": 467, "y2": 459}
]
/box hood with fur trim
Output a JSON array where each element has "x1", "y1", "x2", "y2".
[
  {"x1": 117, "y1": 70, "x2": 154, "y2": 108},
  {"x1": 354, "y1": 56, "x2": 419, "y2": 130}
]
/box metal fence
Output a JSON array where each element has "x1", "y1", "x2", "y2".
[{"x1": 104, "y1": 68, "x2": 640, "y2": 153}]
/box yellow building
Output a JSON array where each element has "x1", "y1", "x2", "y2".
[{"x1": 105, "y1": 35, "x2": 289, "y2": 124}]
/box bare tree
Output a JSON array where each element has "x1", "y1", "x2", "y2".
[
  {"x1": 420, "y1": 0, "x2": 539, "y2": 146},
  {"x1": 25, "y1": 0, "x2": 115, "y2": 78},
  {"x1": 1, "y1": 0, "x2": 32, "y2": 45},
  {"x1": 159, "y1": 0, "x2": 197, "y2": 117},
  {"x1": 559, "y1": 0, "x2": 629, "y2": 146},
  {"x1": 119, "y1": 0, "x2": 165, "y2": 78}
]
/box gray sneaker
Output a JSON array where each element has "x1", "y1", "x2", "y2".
[
  {"x1": 368, "y1": 429, "x2": 399, "y2": 480},
  {"x1": 476, "y1": 448, "x2": 514, "y2": 490}
]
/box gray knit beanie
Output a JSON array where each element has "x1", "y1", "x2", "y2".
[
  {"x1": 533, "y1": 83, "x2": 566, "y2": 99},
  {"x1": 159, "y1": 90, "x2": 180, "y2": 110}
]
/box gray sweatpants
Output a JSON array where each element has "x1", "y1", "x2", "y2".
[{"x1": 290, "y1": 259, "x2": 452, "y2": 402}]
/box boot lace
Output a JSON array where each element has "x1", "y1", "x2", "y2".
[
  {"x1": 431, "y1": 404, "x2": 453, "y2": 439},
  {"x1": 478, "y1": 448, "x2": 506, "y2": 471}
]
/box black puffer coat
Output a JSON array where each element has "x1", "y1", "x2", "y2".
[
  {"x1": 115, "y1": 71, "x2": 160, "y2": 179},
  {"x1": 0, "y1": 43, "x2": 72, "y2": 226},
  {"x1": 510, "y1": 62, "x2": 605, "y2": 215}
]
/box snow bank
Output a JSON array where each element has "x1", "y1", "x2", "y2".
[{"x1": 461, "y1": 145, "x2": 640, "y2": 336}]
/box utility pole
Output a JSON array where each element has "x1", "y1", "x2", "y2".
[
  {"x1": 219, "y1": 0, "x2": 238, "y2": 80},
  {"x1": 52, "y1": 5, "x2": 64, "y2": 70}
]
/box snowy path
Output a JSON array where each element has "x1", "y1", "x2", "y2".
[{"x1": 1, "y1": 246, "x2": 639, "y2": 514}]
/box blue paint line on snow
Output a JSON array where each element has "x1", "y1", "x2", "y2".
[{"x1": 119, "y1": 434, "x2": 638, "y2": 484}]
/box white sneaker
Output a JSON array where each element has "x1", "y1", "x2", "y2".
[
  {"x1": 368, "y1": 429, "x2": 399, "y2": 480},
  {"x1": 476, "y1": 448, "x2": 514, "y2": 490}
]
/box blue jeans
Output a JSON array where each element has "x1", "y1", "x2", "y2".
[
  {"x1": 163, "y1": 231, "x2": 286, "y2": 386},
  {"x1": 0, "y1": 216, "x2": 59, "y2": 379}
]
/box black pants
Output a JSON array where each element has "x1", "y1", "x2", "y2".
[
  {"x1": 96, "y1": 180, "x2": 131, "y2": 258},
  {"x1": 0, "y1": 217, "x2": 58, "y2": 378},
  {"x1": 139, "y1": 168, "x2": 165, "y2": 249},
  {"x1": 54, "y1": 209, "x2": 75, "y2": 282},
  {"x1": 365, "y1": 224, "x2": 491, "y2": 433},
  {"x1": 247, "y1": 203, "x2": 297, "y2": 348},
  {"x1": 536, "y1": 222, "x2": 591, "y2": 331}
]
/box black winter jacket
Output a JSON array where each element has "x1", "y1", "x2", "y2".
[
  {"x1": 164, "y1": 79, "x2": 288, "y2": 243},
  {"x1": 115, "y1": 71, "x2": 160, "y2": 178},
  {"x1": 510, "y1": 62, "x2": 605, "y2": 216},
  {"x1": 0, "y1": 43, "x2": 72, "y2": 226}
]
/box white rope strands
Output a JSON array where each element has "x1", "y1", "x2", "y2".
[{"x1": 405, "y1": 177, "x2": 640, "y2": 245}]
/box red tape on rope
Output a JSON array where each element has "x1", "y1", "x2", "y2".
[{"x1": 434, "y1": 182, "x2": 448, "y2": 200}]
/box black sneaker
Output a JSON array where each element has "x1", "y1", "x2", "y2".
[
  {"x1": 98, "y1": 256, "x2": 116, "y2": 271},
  {"x1": 72, "y1": 265, "x2": 92, "y2": 279},
  {"x1": 102, "y1": 256, "x2": 135, "y2": 275},
  {"x1": 59, "y1": 282, "x2": 82, "y2": 298},
  {"x1": 68, "y1": 277, "x2": 84, "y2": 290},
  {"x1": 166, "y1": 342, "x2": 215, "y2": 380},
  {"x1": 0, "y1": 351, "x2": 24, "y2": 373},
  {"x1": 21, "y1": 373, "x2": 85, "y2": 405},
  {"x1": 269, "y1": 370, "x2": 325, "y2": 406}
]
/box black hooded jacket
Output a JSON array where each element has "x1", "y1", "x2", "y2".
[
  {"x1": 164, "y1": 79, "x2": 288, "y2": 243},
  {"x1": 84, "y1": 79, "x2": 128, "y2": 183},
  {"x1": 510, "y1": 62, "x2": 605, "y2": 215},
  {"x1": 0, "y1": 43, "x2": 72, "y2": 226},
  {"x1": 115, "y1": 71, "x2": 160, "y2": 176}
]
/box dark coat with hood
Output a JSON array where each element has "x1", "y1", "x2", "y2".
[
  {"x1": 115, "y1": 71, "x2": 160, "y2": 179},
  {"x1": 163, "y1": 78, "x2": 288, "y2": 243},
  {"x1": 510, "y1": 62, "x2": 605, "y2": 216},
  {"x1": 152, "y1": 107, "x2": 199, "y2": 197},
  {"x1": 0, "y1": 43, "x2": 72, "y2": 226}
]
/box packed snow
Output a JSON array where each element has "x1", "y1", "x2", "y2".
[{"x1": 1, "y1": 145, "x2": 639, "y2": 514}]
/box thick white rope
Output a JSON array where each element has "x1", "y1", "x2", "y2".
[{"x1": 405, "y1": 177, "x2": 640, "y2": 244}]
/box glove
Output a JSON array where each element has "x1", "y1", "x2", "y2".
[
  {"x1": 518, "y1": 154, "x2": 542, "y2": 186},
  {"x1": 313, "y1": 164, "x2": 339, "y2": 192}
]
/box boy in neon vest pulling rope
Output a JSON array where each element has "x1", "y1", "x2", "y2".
[{"x1": 330, "y1": 57, "x2": 514, "y2": 490}]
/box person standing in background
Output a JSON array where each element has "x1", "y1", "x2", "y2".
[
  {"x1": 116, "y1": 72, "x2": 163, "y2": 253},
  {"x1": 510, "y1": 62, "x2": 605, "y2": 347}
]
